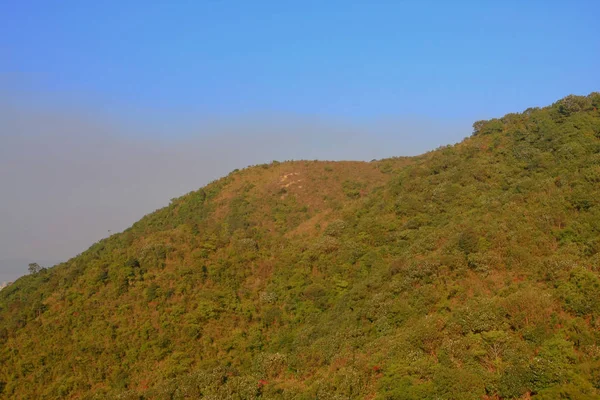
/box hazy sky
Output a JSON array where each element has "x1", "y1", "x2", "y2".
[{"x1": 1, "y1": 1, "x2": 599, "y2": 281}]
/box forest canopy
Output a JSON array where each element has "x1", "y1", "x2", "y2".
[{"x1": 1, "y1": 93, "x2": 600, "y2": 399}]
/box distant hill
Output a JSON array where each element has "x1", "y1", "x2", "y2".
[{"x1": 1, "y1": 93, "x2": 600, "y2": 399}]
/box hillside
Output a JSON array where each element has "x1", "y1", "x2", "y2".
[{"x1": 1, "y1": 93, "x2": 600, "y2": 399}]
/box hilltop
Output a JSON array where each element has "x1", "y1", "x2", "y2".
[{"x1": 1, "y1": 93, "x2": 600, "y2": 399}]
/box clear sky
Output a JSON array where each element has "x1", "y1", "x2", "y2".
[
  {"x1": 1, "y1": 1, "x2": 599, "y2": 281},
  {"x1": 3, "y1": 1, "x2": 599, "y2": 121}
]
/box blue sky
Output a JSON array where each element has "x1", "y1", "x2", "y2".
[
  {"x1": 1, "y1": 1, "x2": 599, "y2": 280},
  {"x1": 3, "y1": 1, "x2": 599, "y2": 123}
]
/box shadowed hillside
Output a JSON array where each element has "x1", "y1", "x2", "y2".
[{"x1": 1, "y1": 93, "x2": 600, "y2": 399}]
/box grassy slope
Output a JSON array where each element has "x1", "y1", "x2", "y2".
[{"x1": 1, "y1": 93, "x2": 600, "y2": 399}]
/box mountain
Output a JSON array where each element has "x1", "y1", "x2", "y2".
[{"x1": 1, "y1": 94, "x2": 600, "y2": 399}]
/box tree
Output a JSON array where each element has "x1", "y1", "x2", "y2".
[{"x1": 28, "y1": 263, "x2": 41, "y2": 275}]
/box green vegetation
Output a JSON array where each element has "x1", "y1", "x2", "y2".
[{"x1": 1, "y1": 93, "x2": 600, "y2": 399}]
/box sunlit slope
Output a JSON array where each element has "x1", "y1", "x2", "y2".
[{"x1": 1, "y1": 93, "x2": 600, "y2": 399}]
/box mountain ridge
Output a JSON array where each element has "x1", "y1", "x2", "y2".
[{"x1": 1, "y1": 93, "x2": 600, "y2": 399}]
